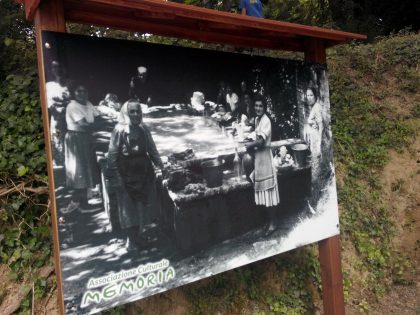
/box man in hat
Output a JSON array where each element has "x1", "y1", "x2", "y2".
[{"x1": 129, "y1": 66, "x2": 153, "y2": 106}]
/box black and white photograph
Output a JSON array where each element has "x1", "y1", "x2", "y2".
[{"x1": 42, "y1": 31, "x2": 340, "y2": 314}]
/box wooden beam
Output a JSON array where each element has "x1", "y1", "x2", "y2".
[
  {"x1": 65, "y1": 9, "x2": 303, "y2": 51},
  {"x1": 70, "y1": 0, "x2": 366, "y2": 42},
  {"x1": 21, "y1": 0, "x2": 41, "y2": 20},
  {"x1": 318, "y1": 236, "x2": 345, "y2": 315},
  {"x1": 304, "y1": 38, "x2": 327, "y2": 63},
  {"x1": 18, "y1": 0, "x2": 366, "y2": 52},
  {"x1": 34, "y1": 0, "x2": 66, "y2": 32},
  {"x1": 34, "y1": 1, "x2": 66, "y2": 314}
]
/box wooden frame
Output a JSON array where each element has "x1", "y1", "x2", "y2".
[{"x1": 19, "y1": 0, "x2": 365, "y2": 314}]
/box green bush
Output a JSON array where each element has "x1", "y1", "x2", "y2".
[{"x1": 0, "y1": 72, "x2": 46, "y2": 178}]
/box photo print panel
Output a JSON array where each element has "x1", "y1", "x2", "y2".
[{"x1": 41, "y1": 31, "x2": 340, "y2": 314}]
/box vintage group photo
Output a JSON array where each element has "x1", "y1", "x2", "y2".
[{"x1": 42, "y1": 31, "x2": 340, "y2": 314}]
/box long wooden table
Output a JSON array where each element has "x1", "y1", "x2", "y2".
[{"x1": 94, "y1": 111, "x2": 312, "y2": 253}]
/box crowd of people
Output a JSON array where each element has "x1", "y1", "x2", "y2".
[
  {"x1": 46, "y1": 60, "x2": 323, "y2": 249},
  {"x1": 211, "y1": 80, "x2": 256, "y2": 135}
]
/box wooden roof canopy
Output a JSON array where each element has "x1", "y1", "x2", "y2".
[{"x1": 19, "y1": 0, "x2": 366, "y2": 53}]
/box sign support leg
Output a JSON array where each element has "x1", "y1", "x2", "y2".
[
  {"x1": 318, "y1": 235, "x2": 345, "y2": 315},
  {"x1": 34, "y1": 0, "x2": 66, "y2": 314}
]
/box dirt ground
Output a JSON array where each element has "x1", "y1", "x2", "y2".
[
  {"x1": 371, "y1": 136, "x2": 420, "y2": 314},
  {"x1": 344, "y1": 133, "x2": 419, "y2": 315},
  {"x1": 0, "y1": 263, "x2": 58, "y2": 315}
]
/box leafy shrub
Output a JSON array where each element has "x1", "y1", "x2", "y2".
[{"x1": 0, "y1": 72, "x2": 46, "y2": 178}]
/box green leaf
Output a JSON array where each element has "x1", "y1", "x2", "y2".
[
  {"x1": 22, "y1": 250, "x2": 31, "y2": 261},
  {"x1": 17, "y1": 165, "x2": 29, "y2": 177},
  {"x1": 12, "y1": 248, "x2": 22, "y2": 260}
]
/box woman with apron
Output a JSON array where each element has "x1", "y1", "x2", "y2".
[
  {"x1": 245, "y1": 96, "x2": 279, "y2": 236},
  {"x1": 107, "y1": 100, "x2": 164, "y2": 251}
]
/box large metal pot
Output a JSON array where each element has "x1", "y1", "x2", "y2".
[
  {"x1": 291, "y1": 143, "x2": 309, "y2": 168},
  {"x1": 201, "y1": 159, "x2": 225, "y2": 188}
]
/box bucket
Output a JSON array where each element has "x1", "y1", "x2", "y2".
[
  {"x1": 201, "y1": 159, "x2": 225, "y2": 188},
  {"x1": 291, "y1": 143, "x2": 309, "y2": 168}
]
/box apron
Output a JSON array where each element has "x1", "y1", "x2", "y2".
[{"x1": 118, "y1": 126, "x2": 152, "y2": 203}]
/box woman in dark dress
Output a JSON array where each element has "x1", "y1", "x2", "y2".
[{"x1": 107, "y1": 99, "x2": 164, "y2": 251}]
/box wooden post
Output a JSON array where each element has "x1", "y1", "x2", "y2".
[
  {"x1": 318, "y1": 236, "x2": 345, "y2": 315},
  {"x1": 33, "y1": 0, "x2": 66, "y2": 314},
  {"x1": 304, "y1": 38, "x2": 327, "y2": 65},
  {"x1": 304, "y1": 39, "x2": 345, "y2": 315}
]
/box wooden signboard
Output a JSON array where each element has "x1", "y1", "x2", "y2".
[{"x1": 18, "y1": 0, "x2": 366, "y2": 314}]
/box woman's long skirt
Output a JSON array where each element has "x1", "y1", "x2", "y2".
[
  {"x1": 64, "y1": 130, "x2": 99, "y2": 189},
  {"x1": 252, "y1": 147, "x2": 280, "y2": 207}
]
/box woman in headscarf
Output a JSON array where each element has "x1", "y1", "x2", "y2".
[
  {"x1": 107, "y1": 99, "x2": 164, "y2": 251},
  {"x1": 245, "y1": 95, "x2": 279, "y2": 235}
]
